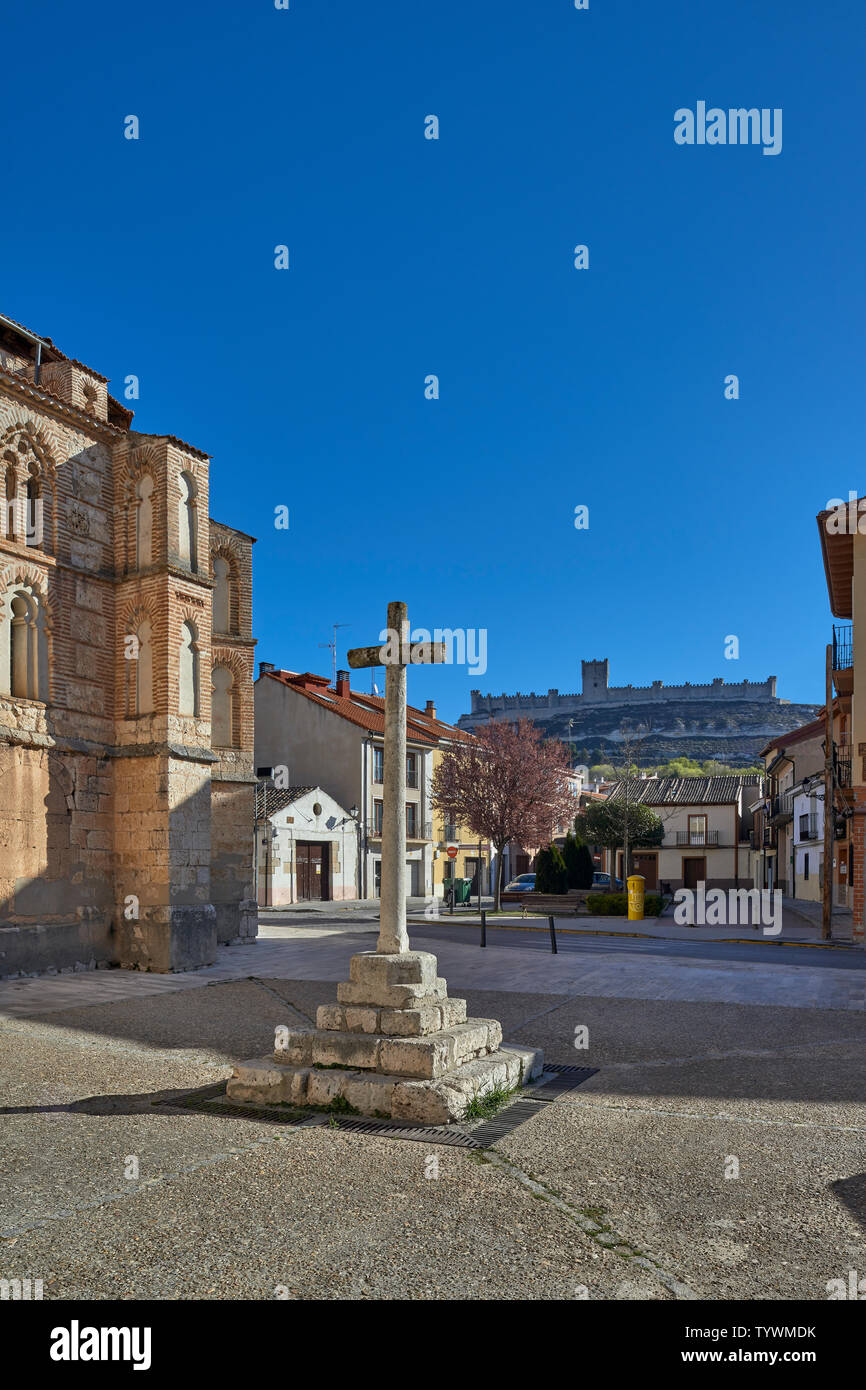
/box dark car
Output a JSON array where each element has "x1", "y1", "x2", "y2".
[
  {"x1": 592, "y1": 871, "x2": 623, "y2": 889},
  {"x1": 501, "y1": 872, "x2": 536, "y2": 901}
]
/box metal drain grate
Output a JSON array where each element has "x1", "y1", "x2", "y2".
[
  {"x1": 468, "y1": 1098, "x2": 548, "y2": 1146},
  {"x1": 172, "y1": 1092, "x2": 317, "y2": 1127},
  {"x1": 166, "y1": 1072, "x2": 596, "y2": 1145},
  {"x1": 528, "y1": 1064, "x2": 598, "y2": 1100},
  {"x1": 311, "y1": 1116, "x2": 481, "y2": 1148}
]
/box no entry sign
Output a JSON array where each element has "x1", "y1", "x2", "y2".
[{"x1": 446, "y1": 846, "x2": 459, "y2": 859}]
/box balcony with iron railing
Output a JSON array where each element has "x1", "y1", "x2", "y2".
[
  {"x1": 769, "y1": 791, "x2": 793, "y2": 823},
  {"x1": 368, "y1": 819, "x2": 434, "y2": 842},
  {"x1": 675, "y1": 830, "x2": 720, "y2": 847},
  {"x1": 798, "y1": 812, "x2": 819, "y2": 841},
  {"x1": 835, "y1": 744, "x2": 852, "y2": 789},
  {"x1": 408, "y1": 820, "x2": 434, "y2": 842},
  {"x1": 832, "y1": 624, "x2": 853, "y2": 696},
  {"x1": 750, "y1": 822, "x2": 778, "y2": 845},
  {"x1": 749, "y1": 827, "x2": 775, "y2": 850}
]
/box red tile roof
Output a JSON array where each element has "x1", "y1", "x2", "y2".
[{"x1": 264, "y1": 669, "x2": 472, "y2": 745}]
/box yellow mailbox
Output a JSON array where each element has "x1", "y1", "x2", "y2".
[{"x1": 627, "y1": 874, "x2": 645, "y2": 921}]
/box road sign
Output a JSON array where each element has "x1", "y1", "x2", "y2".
[{"x1": 446, "y1": 846, "x2": 459, "y2": 859}]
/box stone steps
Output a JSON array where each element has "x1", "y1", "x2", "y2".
[
  {"x1": 276, "y1": 1017, "x2": 502, "y2": 1080},
  {"x1": 227, "y1": 1042, "x2": 543, "y2": 1125},
  {"x1": 316, "y1": 997, "x2": 468, "y2": 1036},
  {"x1": 224, "y1": 947, "x2": 543, "y2": 1123}
]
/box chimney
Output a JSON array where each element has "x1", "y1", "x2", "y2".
[
  {"x1": 336, "y1": 669, "x2": 351, "y2": 698},
  {"x1": 259, "y1": 662, "x2": 275, "y2": 677},
  {"x1": 291, "y1": 672, "x2": 332, "y2": 692},
  {"x1": 425, "y1": 700, "x2": 437, "y2": 719}
]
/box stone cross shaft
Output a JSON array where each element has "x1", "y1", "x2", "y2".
[{"x1": 348, "y1": 601, "x2": 445, "y2": 955}]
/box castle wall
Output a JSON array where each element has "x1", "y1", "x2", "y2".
[{"x1": 466, "y1": 673, "x2": 779, "y2": 721}]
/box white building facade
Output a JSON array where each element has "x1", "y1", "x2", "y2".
[
  {"x1": 254, "y1": 667, "x2": 443, "y2": 901},
  {"x1": 255, "y1": 785, "x2": 360, "y2": 906},
  {"x1": 791, "y1": 778, "x2": 825, "y2": 903}
]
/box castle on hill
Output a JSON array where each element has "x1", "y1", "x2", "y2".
[
  {"x1": 457, "y1": 659, "x2": 819, "y2": 765},
  {"x1": 461, "y1": 659, "x2": 780, "y2": 723}
]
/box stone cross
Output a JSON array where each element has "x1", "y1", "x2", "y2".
[{"x1": 348, "y1": 601, "x2": 445, "y2": 955}]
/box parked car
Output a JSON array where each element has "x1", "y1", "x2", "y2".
[
  {"x1": 592, "y1": 871, "x2": 623, "y2": 889},
  {"x1": 501, "y1": 872, "x2": 536, "y2": 901}
]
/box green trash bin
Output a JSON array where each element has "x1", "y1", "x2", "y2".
[{"x1": 454, "y1": 877, "x2": 472, "y2": 904}]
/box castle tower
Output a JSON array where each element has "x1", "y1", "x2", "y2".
[{"x1": 581, "y1": 658, "x2": 609, "y2": 701}]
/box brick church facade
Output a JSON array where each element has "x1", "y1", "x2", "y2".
[{"x1": 0, "y1": 312, "x2": 256, "y2": 976}]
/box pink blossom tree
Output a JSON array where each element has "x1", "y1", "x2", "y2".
[{"x1": 433, "y1": 719, "x2": 576, "y2": 910}]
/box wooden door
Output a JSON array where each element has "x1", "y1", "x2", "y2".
[
  {"x1": 296, "y1": 843, "x2": 324, "y2": 901},
  {"x1": 633, "y1": 853, "x2": 658, "y2": 889},
  {"x1": 683, "y1": 857, "x2": 706, "y2": 891}
]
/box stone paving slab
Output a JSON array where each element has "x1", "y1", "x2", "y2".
[
  {"x1": 1, "y1": 968, "x2": 863, "y2": 1300},
  {"x1": 495, "y1": 1087, "x2": 866, "y2": 1301},
  {"x1": 2, "y1": 926, "x2": 861, "y2": 1021},
  {"x1": 1, "y1": 1116, "x2": 652, "y2": 1300}
]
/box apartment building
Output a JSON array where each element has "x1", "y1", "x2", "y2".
[
  {"x1": 606, "y1": 776, "x2": 763, "y2": 890},
  {"x1": 254, "y1": 666, "x2": 478, "y2": 901}
]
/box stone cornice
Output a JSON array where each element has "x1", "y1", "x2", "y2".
[
  {"x1": 0, "y1": 725, "x2": 218, "y2": 763},
  {"x1": 0, "y1": 367, "x2": 125, "y2": 441}
]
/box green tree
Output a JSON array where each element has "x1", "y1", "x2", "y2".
[
  {"x1": 574, "y1": 842, "x2": 595, "y2": 889},
  {"x1": 589, "y1": 763, "x2": 615, "y2": 782},
  {"x1": 561, "y1": 831, "x2": 580, "y2": 888},
  {"x1": 535, "y1": 844, "x2": 568, "y2": 893},
  {"x1": 655, "y1": 757, "x2": 703, "y2": 778},
  {"x1": 562, "y1": 830, "x2": 594, "y2": 889},
  {"x1": 575, "y1": 799, "x2": 664, "y2": 883}
]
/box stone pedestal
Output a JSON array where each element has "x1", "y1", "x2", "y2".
[
  {"x1": 117, "y1": 903, "x2": 217, "y2": 972},
  {"x1": 228, "y1": 949, "x2": 543, "y2": 1124}
]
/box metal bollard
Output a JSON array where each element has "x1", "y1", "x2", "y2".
[
  {"x1": 480, "y1": 909, "x2": 487, "y2": 948},
  {"x1": 548, "y1": 915, "x2": 558, "y2": 954}
]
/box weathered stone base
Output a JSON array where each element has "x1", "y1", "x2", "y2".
[
  {"x1": 228, "y1": 1044, "x2": 542, "y2": 1125},
  {"x1": 0, "y1": 915, "x2": 114, "y2": 979},
  {"x1": 116, "y1": 904, "x2": 218, "y2": 972},
  {"x1": 226, "y1": 949, "x2": 543, "y2": 1123},
  {"x1": 214, "y1": 897, "x2": 258, "y2": 946}
]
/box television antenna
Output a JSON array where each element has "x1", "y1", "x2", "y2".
[{"x1": 319, "y1": 623, "x2": 349, "y2": 687}]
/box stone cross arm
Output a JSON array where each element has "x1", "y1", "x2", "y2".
[{"x1": 347, "y1": 638, "x2": 447, "y2": 669}]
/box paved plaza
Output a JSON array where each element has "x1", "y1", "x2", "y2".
[{"x1": 1, "y1": 919, "x2": 864, "y2": 1300}]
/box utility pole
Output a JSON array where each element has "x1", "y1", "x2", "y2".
[
  {"x1": 623, "y1": 769, "x2": 629, "y2": 888},
  {"x1": 319, "y1": 622, "x2": 349, "y2": 686},
  {"x1": 823, "y1": 643, "x2": 833, "y2": 941}
]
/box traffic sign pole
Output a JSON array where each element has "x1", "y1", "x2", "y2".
[{"x1": 446, "y1": 844, "x2": 458, "y2": 914}]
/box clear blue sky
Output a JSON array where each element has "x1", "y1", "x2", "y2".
[{"x1": 4, "y1": 0, "x2": 863, "y2": 719}]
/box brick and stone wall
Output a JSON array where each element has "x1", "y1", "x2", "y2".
[{"x1": 0, "y1": 316, "x2": 256, "y2": 976}]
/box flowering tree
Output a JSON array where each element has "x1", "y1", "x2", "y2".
[{"x1": 432, "y1": 719, "x2": 576, "y2": 909}]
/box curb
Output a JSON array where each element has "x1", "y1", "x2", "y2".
[{"x1": 407, "y1": 915, "x2": 860, "y2": 951}]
